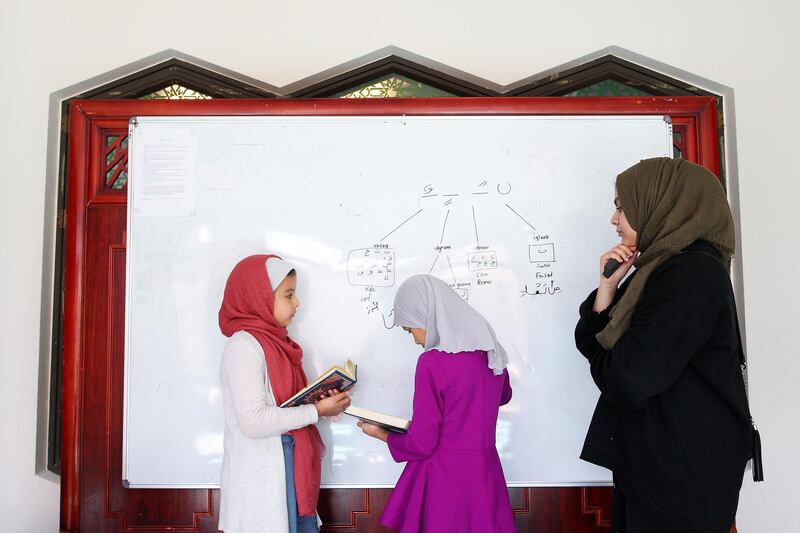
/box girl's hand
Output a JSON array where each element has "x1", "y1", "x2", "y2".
[
  {"x1": 318, "y1": 389, "x2": 346, "y2": 422},
  {"x1": 357, "y1": 421, "x2": 389, "y2": 442},
  {"x1": 593, "y1": 244, "x2": 637, "y2": 313},
  {"x1": 314, "y1": 390, "x2": 351, "y2": 417}
]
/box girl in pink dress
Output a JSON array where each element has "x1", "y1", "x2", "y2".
[{"x1": 357, "y1": 274, "x2": 516, "y2": 533}]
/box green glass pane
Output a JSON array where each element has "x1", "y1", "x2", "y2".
[
  {"x1": 106, "y1": 161, "x2": 127, "y2": 189},
  {"x1": 334, "y1": 73, "x2": 454, "y2": 98},
  {"x1": 673, "y1": 131, "x2": 683, "y2": 158},
  {"x1": 565, "y1": 79, "x2": 651, "y2": 97},
  {"x1": 140, "y1": 84, "x2": 212, "y2": 100},
  {"x1": 105, "y1": 135, "x2": 129, "y2": 189},
  {"x1": 106, "y1": 135, "x2": 118, "y2": 166},
  {"x1": 112, "y1": 171, "x2": 128, "y2": 189}
]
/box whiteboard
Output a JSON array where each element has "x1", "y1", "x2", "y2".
[{"x1": 123, "y1": 114, "x2": 673, "y2": 488}]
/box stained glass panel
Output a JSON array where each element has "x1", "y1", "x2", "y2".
[
  {"x1": 335, "y1": 73, "x2": 453, "y2": 98},
  {"x1": 141, "y1": 84, "x2": 212, "y2": 100},
  {"x1": 566, "y1": 79, "x2": 650, "y2": 97},
  {"x1": 673, "y1": 130, "x2": 683, "y2": 158}
]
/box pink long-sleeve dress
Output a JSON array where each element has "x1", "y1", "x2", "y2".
[{"x1": 381, "y1": 349, "x2": 515, "y2": 533}]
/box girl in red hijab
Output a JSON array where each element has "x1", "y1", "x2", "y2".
[{"x1": 217, "y1": 254, "x2": 351, "y2": 533}]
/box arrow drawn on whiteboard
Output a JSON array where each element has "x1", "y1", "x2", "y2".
[
  {"x1": 505, "y1": 203, "x2": 536, "y2": 231},
  {"x1": 439, "y1": 209, "x2": 450, "y2": 245},
  {"x1": 429, "y1": 253, "x2": 440, "y2": 274},
  {"x1": 472, "y1": 206, "x2": 480, "y2": 247},
  {"x1": 447, "y1": 255, "x2": 457, "y2": 284},
  {"x1": 379, "y1": 208, "x2": 424, "y2": 242},
  {"x1": 381, "y1": 309, "x2": 398, "y2": 329}
]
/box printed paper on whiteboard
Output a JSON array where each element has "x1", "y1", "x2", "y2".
[{"x1": 131, "y1": 128, "x2": 197, "y2": 217}]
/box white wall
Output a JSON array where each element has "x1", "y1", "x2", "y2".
[{"x1": 1, "y1": 0, "x2": 797, "y2": 531}]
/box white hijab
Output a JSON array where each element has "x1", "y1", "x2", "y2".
[
  {"x1": 392, "y1": 274, "x2": 509, "y2": 375},
  {"x1": 265, "y1": 257, "x2": 294, "y2": 289}
]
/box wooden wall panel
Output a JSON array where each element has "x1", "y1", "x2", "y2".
[
  {"x1": 76, "y1": 205, "x2": 220, "y2": 532},
  {"x1": 319, "y1": 489, "x2": 393, "y2": 532},
  {"x1": 62, "y1": 97, "x2": 719, "y2": 532},
  {"x1": 315, "y1": 487, "x2": 613, "y2": 532}
]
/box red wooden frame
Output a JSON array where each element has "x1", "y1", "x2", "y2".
[{"x1": 62, "y1": 96, "x2": 719, "y2": 532}]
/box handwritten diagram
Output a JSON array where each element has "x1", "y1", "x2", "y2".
[
  {"x1": 347, "y1": 179, "x2": 564, "y2": 322},
  {"x1": 347, "y1": 248, "x2": 395, "y2": 287},
  {"x1": 529, "y1": 244, "x2": 555, "y2": 263},
  {"x1": 469, "y1": 251, "x2": 498, "y2": 271}
]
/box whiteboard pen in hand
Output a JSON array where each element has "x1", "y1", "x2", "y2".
[{"x1": 603, "y1": 259, "x2": 622, "y2": 278}]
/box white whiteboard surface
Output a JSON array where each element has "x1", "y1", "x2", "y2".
[{"x1": 123, "y1": 115, "x2": 673, "y2": 488}]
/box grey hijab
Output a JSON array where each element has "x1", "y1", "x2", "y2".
[{"x1": 393, "y1": 274, "x2": 509, "y2": 375}]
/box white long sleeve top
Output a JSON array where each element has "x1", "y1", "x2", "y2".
[{"x1": 218, "y1": 330, "x2": 319, "y2": 533}]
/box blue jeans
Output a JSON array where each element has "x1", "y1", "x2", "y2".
[{"x1": 281, "y1": 435, "x2": 320, "y2": 533}]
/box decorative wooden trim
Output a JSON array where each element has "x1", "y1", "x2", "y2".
[
  {"x1": 62, "y1": 96, "x2": 719, "y2": 531},
  {"x1": 61, "y1": 102, "x2": 92, "y2": 532},
  {"x1": 102, "y1": 131, "x2": 128, "y2": 191},
  {"x1": 286, "y1": 55, "x2": 499, "y2": 98},
  {"x1": 581, "y1": 487, "x2": 612, "y2": 527},
  {"x1": 696, "y1": 97, "x2": 720, "y2": 177},
  {"x1": 673, "y1": 123, "x2": 687, "y2": 156},
  {"x1": 105, "y1": 241, "x2": 124, "y2": 527},
  {"x1": 62, "y1": 51, "x2": 722, "y2": 101},
  {"x1": 322, "y1": 489, "x2": 370, "y2": 529},
  {"x1": 507, "y1": 55, "x2": 716, "y2": 97},
  {"x1": 85, "y1": 120, "x2": 132, "y2": 204},
  {"x1": 76, "y1": 58, "x2": 277, "y2": 100},
  {"x1": 71, "y1": 95, "x2": 716, "y2": 120},
  {"x1": 511, "y1": 487, "x2": 532, "y2": 515},
  {"x1": 72, "y1": 96, "x2": 720, "y2": 178}
]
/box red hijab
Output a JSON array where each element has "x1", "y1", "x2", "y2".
[{"x1": 218, "y1": 254, "x2": 324, "y2": 516}]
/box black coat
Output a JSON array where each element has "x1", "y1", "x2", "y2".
[{"x1": 575, "y1": 240, "x2": 753, "y2": 532}]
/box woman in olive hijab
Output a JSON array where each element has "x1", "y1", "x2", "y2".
[{"x1": 574, "y1": 158, "x2": 753, "y2": 532}]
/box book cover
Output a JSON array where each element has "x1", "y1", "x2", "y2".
[
  {"x1": 344, "y1": 405, "x2": 410, "y2": 433},
  {"x1": 280, "y1": 360, "x2": 357, "y2": 408}
]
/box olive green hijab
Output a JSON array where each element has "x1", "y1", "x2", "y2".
[{"x1": 595, "y1": 157, "x2": 735, "y2": 350}]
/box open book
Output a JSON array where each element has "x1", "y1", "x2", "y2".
[
  {"x1": 280, "y1": 360, "x2": 357, "y2": 408},
  {"x1": 345, "y1": 405, "x2": 410, "y2": 433}
]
